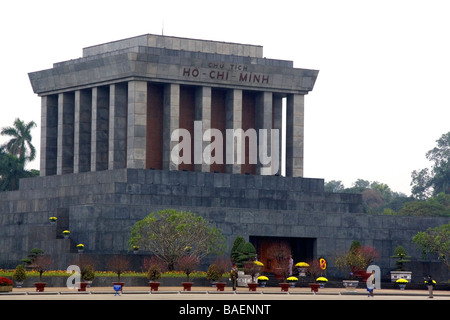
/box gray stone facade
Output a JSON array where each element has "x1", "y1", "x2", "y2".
[
  {"x1": 0, "y1": 169, "x2": 449, "y2": 281},
  {"x1": 29, "y1": 34, "x2": 318, "y2": 177}
]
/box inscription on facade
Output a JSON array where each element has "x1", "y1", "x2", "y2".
[{"x1": 182, "y1": 63, "x2": 270, "y2": 85}]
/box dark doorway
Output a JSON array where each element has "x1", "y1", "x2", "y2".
[{"x1": 249, "y1": 236, "x2": 316, "y2": 273}]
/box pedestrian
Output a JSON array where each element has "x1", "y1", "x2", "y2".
[
  {"x1": 230, "y1": 263, "x2": 238, "y2": 291},
  {"x1": 288, "y1": 255, "x2": 293, "y2": 276},
  {"x1": 366, "y1": 270, "x2": 375, "y2": 297},
  {"x1": 425, "y1": 275, "x2": 435, "y2": 298}
]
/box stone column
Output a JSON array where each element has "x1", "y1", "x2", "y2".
[
  {"x1": 109, "y1": 83, "x2": 128, "y2": 169},
  {"x1": 74, "y1": 89, "x2": 92, "y2": 173},
  {"x1": 225, "y1": 89, "x2": 242, "y2": 174},
  {"x1": 285, "y1": 94, "x2": 304, "y2": 177},
  {"x1": 195, "y1": 86, "x2": 211, "y2": 172},
  {"x1": 57, "y1": 92, "x2": 75, "y2": 175},
  {"x1": 40, "y1": 95, "x2": 58, "y2": 176},
  {"x1": 272, "y1": 95, "x2": 283, "y2": 176},
  {"x1": 91, "y1": 86, "x2": 109, "y2": 171},
  {"x1": 163, "y1": 83, "x2": 180, "y2": 171},
  {"x1": 256, "y1": 91, "x2": 273, "y2": 175},
  {"x1": 127, "y1": 81, "x2": 148, "y2": 169}
]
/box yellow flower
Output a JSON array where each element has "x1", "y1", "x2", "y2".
[
  {"x1": 257, "y1": 276, "x2": 268, "y2": 281},
  {"x1": 316, "y1": 277, "x2": 328, "y2": 282},
  {"x1": 295, "y1": 262, "x2": 309, "y2": 267},
  {"x1": 396, "y1": 279, "x2": 408, "y2": 283},
  {"x1": 254, "y1": 261, "x2": 264, "y2": 266},
  {"x1": 287, "y1": 276, "x2": 298, "y2": 281}
]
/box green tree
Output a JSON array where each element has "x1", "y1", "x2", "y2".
[
  {"x1": 1, "y1": 118, "x2": 37, "y2": 162},
  {"x1": 398, "y1": 193, "x2": 450, "y2": 217},
  {"x1": 128, "y1": 209, "x2": 226, "y2": 270},
  {"x1": 230, "y1": 236, "x2": 246, "y2": 263},
  {"x1": 391, "y1": 246, "x2": 411, "y2": 271},
  {"x1": 235, "y1": 241, "x2": 257, "y2": 268},
  {"x1": 411, "y1": 132, "x2": 450, "y2": 199},
  {"x1": 413, "y1": 223, "x2": 450, "y2": 270},
  {"x1": 324, "y1": 180, "x2": 345, "y2": 193},
  {"x1": 0, "y1": 148, "x2": 38, "y2": 191}
]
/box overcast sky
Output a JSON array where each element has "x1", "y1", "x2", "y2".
[{"x1": 1, "y1": 0, "x2": 449, "y2": 196}]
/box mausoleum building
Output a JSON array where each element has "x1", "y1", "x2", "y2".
[{"x1": 0, "y1": 34, "x2": 447, "y2": 282}]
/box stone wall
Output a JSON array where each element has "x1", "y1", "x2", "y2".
[{"x1": 0, "y1": 169, "x2": 448, "y2": 281}]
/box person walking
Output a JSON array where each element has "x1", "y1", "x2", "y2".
[
  {"x1": 288, "y1": 255, "x2": 294, "y2": 276},
  {"x1": 425, "y1": 275, "x2": 435, "y2": 298},
  {"x1": 230, "y1": 263, "x2": 238, "y2": 291},
  {"x1": 366, "y1": 270, "x2": 375, "y2": 297}
]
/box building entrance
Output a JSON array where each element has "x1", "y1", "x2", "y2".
[{"x1": 249, "y1": 236, "x2": 316, "y2": 273}]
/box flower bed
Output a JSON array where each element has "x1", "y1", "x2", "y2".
[
  {"x1": 0, "y1": 277, "x2": 13, "y2": 292},
  {"x1": 0, "y1": 269, "x2": 213, "y2": 288}
]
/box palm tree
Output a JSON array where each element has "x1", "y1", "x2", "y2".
[
  {"x1": 0, "y1": 147, "x2": 37, "y2": 191},
  {"x1": 1, "y1": 118, "x2": 37, "y2": 162}
]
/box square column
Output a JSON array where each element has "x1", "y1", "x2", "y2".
[
  {"x1": 74, "y1": 89, "x2": 92, "y2": 173},
  {"x1": 127, "y1": 81, "x2": 148, "y2": 169},
  {"x1": 163, "y1": 83, "x2": 180, "y2": 171},
  {"x1": 195, "y1": 86, "x2": 211, "y2": 172},
  {"x1": 256, "y1": 92, "x2": 273, "y2": 175},
  {"x1": 225, "y1": 89, "x2": 242, "y2": 174},
  {"x1": 91, "y1": 86, "x2": 109, "y2": 171},
  {"x1": 272, "y1": 95, "x2": 283, "y2": 176},
  {"x1": 285, "y1": 94, "x2": 304, "y2": 177},
  {"x1": 40, "y1": 95, "x2": 58, "y2": 176},
  {"x1": 109, "y1": 83, "x2": 128, "y2": 169},
  {"x1": 57, "y1": 92, "x2": 75, "y2": 175}
]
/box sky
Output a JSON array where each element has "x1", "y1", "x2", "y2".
[{"x1": 0, "y1": 0, "x2": 449, "y2": 196}]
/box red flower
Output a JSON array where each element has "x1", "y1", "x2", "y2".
[{"x1": 0, "y1": 277, "x2": 13, "y2": 286}]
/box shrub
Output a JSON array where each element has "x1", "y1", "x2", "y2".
[
  {"x1": 177, "y1": 255, "x2": 200, "y2": 282},
  {"x1": 13, "y1": 265, "x2": 27, "y2": 282}
]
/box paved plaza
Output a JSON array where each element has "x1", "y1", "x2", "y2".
[{"x1": 1, "y1": 285, "x2": 449, "y2": 300}]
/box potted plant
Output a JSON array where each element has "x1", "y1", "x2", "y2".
[
  {"x1": 109, "y1": 255, "x2": 130, "y2": 292},
  {"x1": 177, "y1": 255, "x2": 200, "y2": 291},
  {"x1": 0, "y1": 277, "x2": 13, "y2": 292},
  {"x1": 334, "y1": 241, "x2": 379, "y2": 290},
  {"x1": 31, "y1": 254, "x2": 51, "y2": 292},
  {"x1": 257, "y1": 275, "x2": 269, "y2": 287},
  {"x1": 80, "y1": 265, "x2": 95, "y2": 291},
  {"x1": 396, "y1": 278, "x2": 408, "y2": 290},
  {"x1": 243, "y1": 260, "x2": 262, "y2": 291},
  {"x1": 306, "y1": 259, "x2": 325, "y2": 292},
  {"x1": 146, "y1": 257, "x2": 164, "y2": 292},
  {"x1": 390, "y1": 246, "x2": 412, "y2": 282},
  {"x1": 295, "y1": 262, "x2": 309, "y2": 276},
  {"x1": 13, "y1": 265, "x2": 27, "y2": 288},
  {"x1": 287, "y1": 276, "x2": 298, "y2": 288},
  {"x1": 49, "y1": 216, "x2": 57, "y2": 224},
  {"x1": 206, "y1": 258, "x2": 229, "y2": 291},
  {"x1": 206, "y1": 263, "x2": 221, "y2": 285},
  {"x1": 76, "y1": 243, "x2": 84, "y2": 253},
  {"x1": 132, "y1": 245, "x2": 139, "y2": 254},
  {"x1": 272, "y1": 259, "x2": 291, "y2": 292},
  {"x1": 62, "y1": 230, "x2": 70, "y2": 239},
  {"x1": 316, "y1": 277, "x2": 328, "y2": 288}
]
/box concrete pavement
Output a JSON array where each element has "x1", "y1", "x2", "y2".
[{"x1": 1, "y1": 285, "x2": 449, "y2": 300}]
